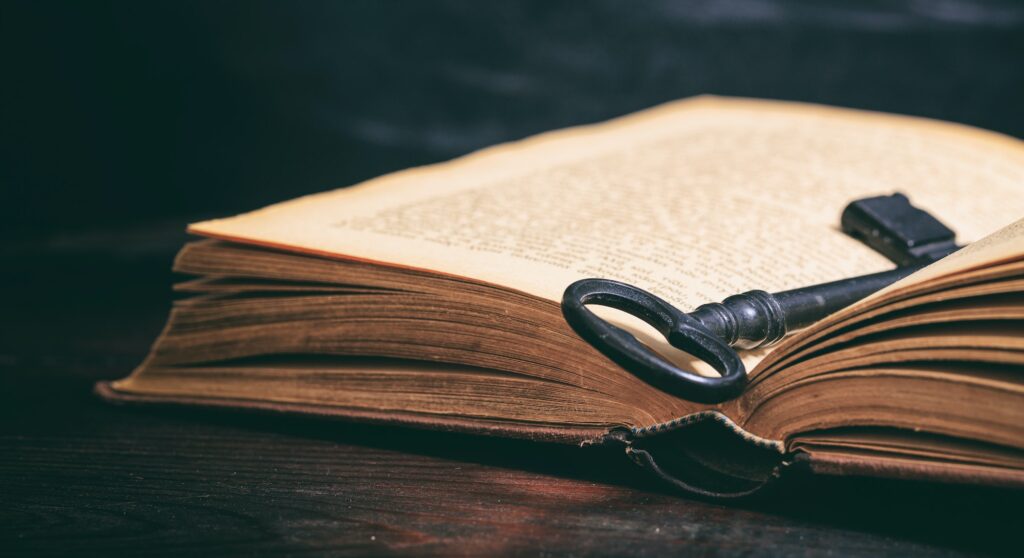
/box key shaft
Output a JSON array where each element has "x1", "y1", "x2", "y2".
[{"x1": 688, "y1": 264, "x2": 925, "y2": 350}]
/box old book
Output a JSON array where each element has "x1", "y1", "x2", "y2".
[{"x1": 99, "y1": 97, "x2": 1024, "y2": 497}]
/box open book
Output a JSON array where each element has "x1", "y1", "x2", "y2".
[{"x1": 99, "y1": 97, "x2": 1024, "y2": 497}]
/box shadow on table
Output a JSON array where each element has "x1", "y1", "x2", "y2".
[{"x1": 99, "y1": 398, "x2": 1016, "y2": 555}]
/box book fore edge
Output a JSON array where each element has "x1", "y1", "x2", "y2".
[{"x1": 629, "y1": 410, "x2": 785, "y2": 453}]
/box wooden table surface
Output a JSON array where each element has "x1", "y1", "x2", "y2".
[{"x1": 1, "y1": 225, "x2": 1018, "y2": 557}]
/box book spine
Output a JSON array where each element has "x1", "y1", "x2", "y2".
[
  {"x1": 611, "y1": 411, "x2": 786, "y2": 498},
  {"x1": 630, "y1": 410, "x2": 784, "y2": 452}
]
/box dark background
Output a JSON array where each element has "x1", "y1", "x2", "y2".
[
  {"x1": 2, "y1": 1, "x2": 1024, "y2": 555},
  {"x1": 4, "y1": 0, "x2": 1024, "y2": 240}
]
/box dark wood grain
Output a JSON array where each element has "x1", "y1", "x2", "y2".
[{"x1": 0, "y1": 229, "x2": 1018, "y2": 557}]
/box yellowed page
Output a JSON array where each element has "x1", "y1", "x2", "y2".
[{"x1": 191, "y1": 96, "x2": 1024, "y2": 312}]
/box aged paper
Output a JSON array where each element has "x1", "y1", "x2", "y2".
[{"x1": 191, "y1": 96, "x2": 1024, "y2": 311}]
